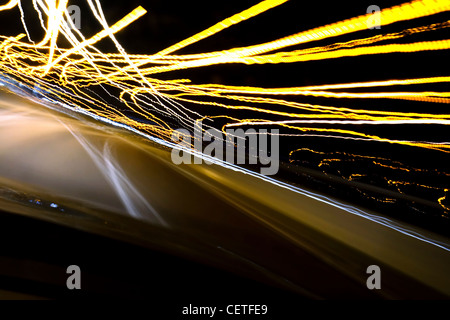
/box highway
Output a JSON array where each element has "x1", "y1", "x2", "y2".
[{"x1": 0, "y1": 87, "x2": 449, "y2": 299}]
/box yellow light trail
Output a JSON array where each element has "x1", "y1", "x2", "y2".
[
  {"x1": 41, "y1": 6, "x2": 147, "y2": 73},
  {"x1": 155, "y1": 0, "x2": 288, "y2": 57}
]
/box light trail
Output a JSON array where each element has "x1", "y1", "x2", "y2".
[
  {"x1": 0, "y1": 0, "x2": 449, "y2": 214},
  {"x1": 155, "y1": 0, "x2": 289, "y2": 57}
]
